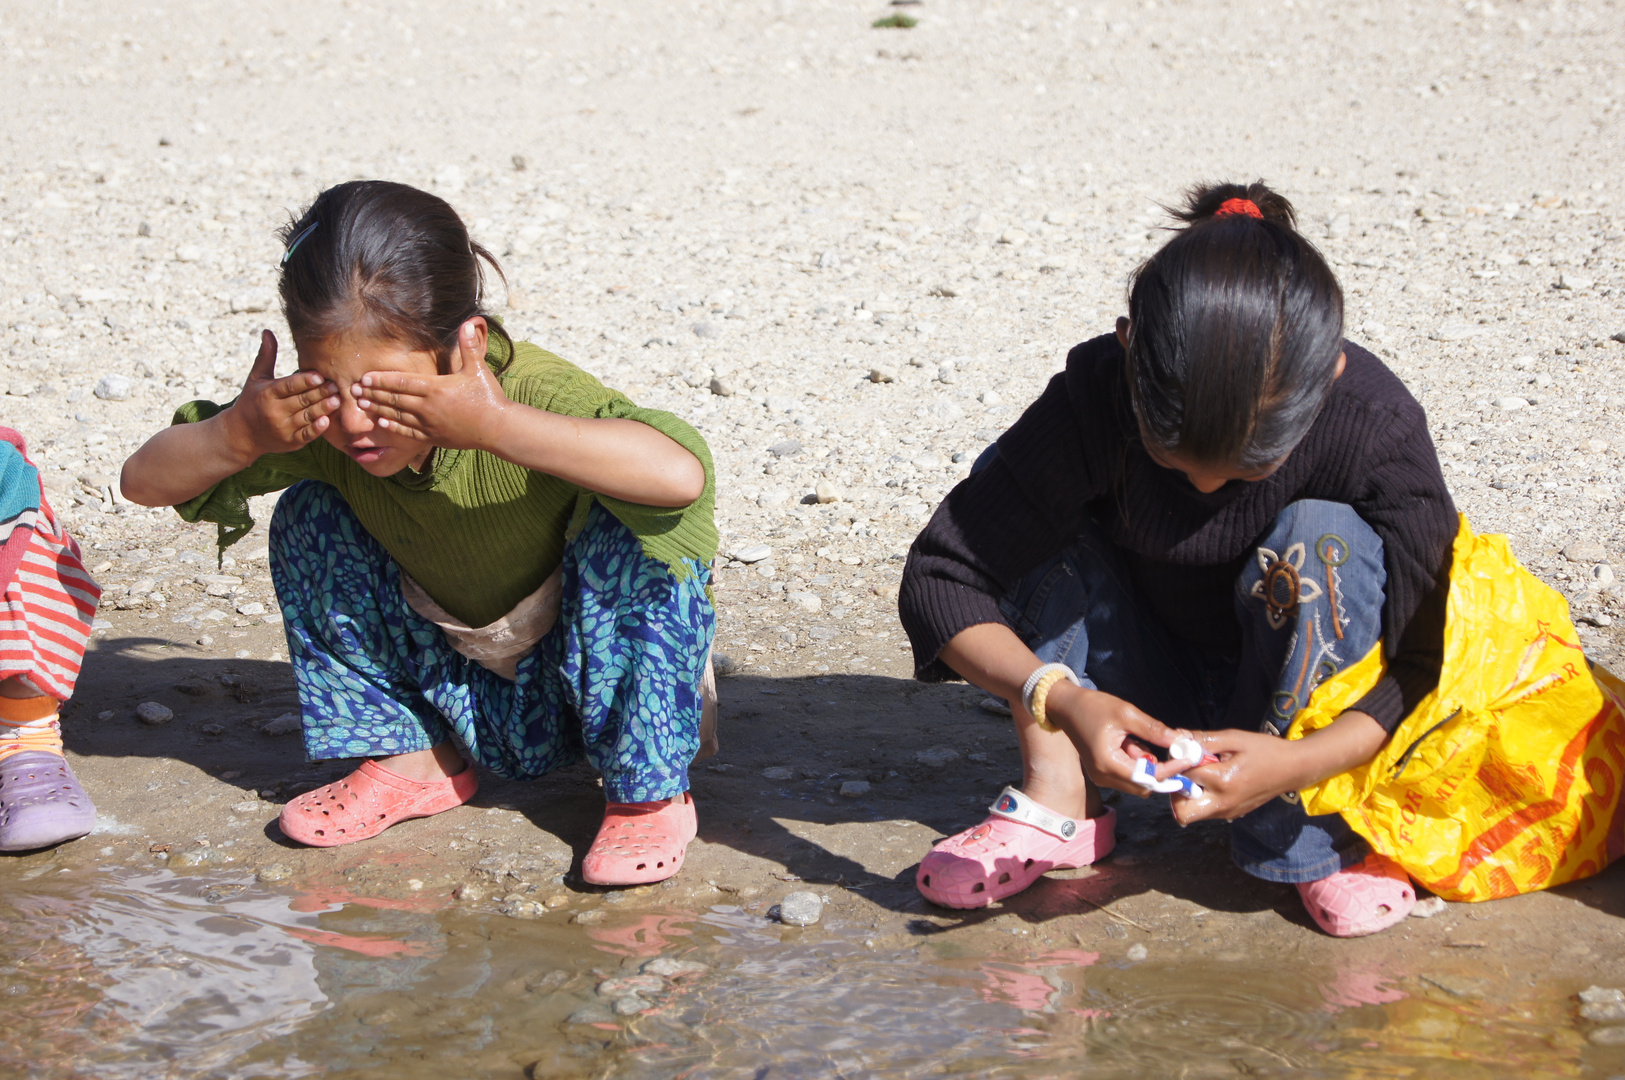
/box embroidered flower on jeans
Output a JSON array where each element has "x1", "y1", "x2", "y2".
[{"x1": 1250, "y1": 541, "x2": 1324, "y2": 629}]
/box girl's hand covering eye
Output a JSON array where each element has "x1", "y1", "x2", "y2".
[
  {"x1": 225, "y1": 330, "x2": 340, "y2": 458},
  {"x1": 354, "y1": 321, "x2": 510, "y2": 450}
]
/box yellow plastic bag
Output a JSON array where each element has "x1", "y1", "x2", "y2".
[{"x1": 1290, "y1": 514, "x2": 1625, "y2": 902}]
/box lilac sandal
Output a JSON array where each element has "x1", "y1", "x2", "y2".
[{"x1": 0, "y1": 751, "x2": 98, "y2": 852}]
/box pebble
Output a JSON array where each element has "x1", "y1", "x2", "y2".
[
  {"x1": 709, "y1": 376, "x2": 734, "y2": 397},
  {"x1": 643, "y1": 957, "x2": 708, "y2": 978},
  {"x1": 566, "y1": 1005, "x2": 616, "y2": 1025},
  {"x1": 236, "y1": 601, "x2": 266, "y2": 616},
  {"x1": 868, "y1": 367, "x2": 897, "y2": 383},
  {"x1": 757, "y1": 489, "x2": 790, "y2": 508},
  {"x1": 1580, "y1": 1000, "x2": 1625, "y2": 1023},
  {"x1": 769, "y1": 439, "x2": 803, "y2": 458},
  {"x1": 1126, "y1": 943, "x2": 1148, "y2": 962},
  {"x1": 1557, "y1": 271, "x2": 1595, "y2": 291},
  {"x1": 979, "y1": 390, "x2": 1002, "y2": 406},
  {"x1": 135, "y1": 701, "x2": 174, "y2": 725},
  {"x1": 734, "y1": 544, "x2": 772, "y2": 564},
  {"x1": 1408, "y1": 896, "x2": 1448, "y2": 918},
  {"x1": 500, "y1": 897, "x2": 546, "y2": 919},
  {"x1": 453, "y1": 883, "x2": 485, "y2": 902},
  {"x1": 572, "y1": 909, "x2": 607, "y2": 925},
  {"x1": 230, "y1": 800, "x2": 262, "y2": 813},
  {"x1": 913, "y1": 745, "x2": 961, "y2": 768},
  {"x1": 839, "y1": 780, "x2": 871, "y2": 797},
  {"x1": 1590, "y1": 1027, "x2": 1625, "y2": 1047},
  {"x1": 762, "y1": 766, "x2": 795, "y2": 780},
  {"x1": 260, "y1": 712, "x2": 302, "y2": 736},
  {"x1": 1591, "y1": 564, "x2": 1615, "y2": 590},
  {"x1": 598, "y1": 975, "x2": 666, "y2": 998},
  {"x1": 257, "y1": 864, "x2": 293, "y2": 883},
  {"x1": 787, "y1": 591, "x2": 821, "y2": 613},
  {"x1": 777, "y1": 890, "x2": 824, "y2": 926},
  {"x1": 1563, "y1": 540, "x2": 1609, "y2": 563},
  {"x1": 167, "y1": 850, "x2": 212, "y2": 869},
  {"x1": 712, "y1": 653, "x2": 740, "y2": 676},
  {"x1": 692, "y1": 321, "x2": 719, "y2": 339},
  {"x1": 1431, "y1": 322, "x2": 1488, "y2": 342},
  {"x1": 1492, "y1": 396, "x2": 1528, "y2": 410},
  {"x1": 1579, "y1": 986, "x2": 1625, "y2": 1005},
  {"x1": 612, "y1": 994, "x2": 651, "y2": 1016},
  {"x1": 94, "y1": 374, "x2": 133, "y2": 401},
  {"x1": 814, "y1": 481, "x2": 842, "y2": 504}
]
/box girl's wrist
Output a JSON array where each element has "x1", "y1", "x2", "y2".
[{"x1": 214, "y1": 407, "x2": 265, "y2": 467}]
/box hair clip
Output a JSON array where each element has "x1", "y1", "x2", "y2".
[{"x1": 282, "y1": 221, "x2": 320, "y2": 265}]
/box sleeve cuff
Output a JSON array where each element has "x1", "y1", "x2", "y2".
[{"x1": 1349, "y1": 675, "x2": 1406, "y2": 734}]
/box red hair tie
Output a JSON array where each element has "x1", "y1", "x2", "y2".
[{"x1": 1215, "y1": 198, "x2": 1263, "y2": 220}]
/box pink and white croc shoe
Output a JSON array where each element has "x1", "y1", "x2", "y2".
[{"x1": 916, "y1": 786, "x2": 1117, "y2": 909}]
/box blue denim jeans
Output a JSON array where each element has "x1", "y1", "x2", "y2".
[{"x1": 981, "y1": 457, "x2": 1388, "y2": 882}]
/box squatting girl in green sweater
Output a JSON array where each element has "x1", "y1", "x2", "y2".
[{"x1": 123, "y1": 181, "x2": 718, "y2": 887}]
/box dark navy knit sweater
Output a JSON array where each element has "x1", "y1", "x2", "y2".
[{"x1": 898, "y1": 334, "x2": 1456, "y2": 734}]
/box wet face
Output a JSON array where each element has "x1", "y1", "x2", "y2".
[{"x1": 295, "y1": 331, "x2": 441, "y2": 476}]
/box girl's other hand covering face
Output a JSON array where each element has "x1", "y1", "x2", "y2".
[{"x1": 296, "y1": 329, "x2": 445, "y2": 476}]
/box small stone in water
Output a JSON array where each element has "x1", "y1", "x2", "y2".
[
  {"x1": 257, "y1": 864, "x2": 293, "y2": 883},
  {"x1": 598, "y1": 975, "x2": 666, "y2": 998},
  {"x1": 526, "y1": 970, "x2": 570, "y2": 992},
  {"x1": 501, "y1": 897, "x2": 546, "y2": 919},
  {"x1": 777, "y1": 890, "x2": 823, "y2": 926},
  {"x1": 136, "y1": 701, "x2": 174, "y2": 725},
  {"x1": 566, "y1": 1005, "x2": 616, "y2": 1025},
  {"x1": 839, "y1": 780, "x2": 871, "y2": 797},
  {"x1": 1409, "y1": 896, "x2": 1448, "y2": 918},
  {"x1": 643, "y1": 957, "x2": 708, "y2": 979},
  {"x1": 167, "y1": 850, "x2": 212, "y2": 869},
  {"x1": 612, "y1": 994, "x2": 651, "y2": 1016},
  {"x1": 1580, "y1": 986, "x2": 1625, "y2": 1005},
  {"x1": 573, "y1": 909, "x2": 607, "y2": 925},
  {"x1": 1126, "y1": 943, "x2": 1148, "y2": 962}
]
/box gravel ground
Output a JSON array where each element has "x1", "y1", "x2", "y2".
[{"x1": 2, "y1": 0, "x2": 1623, "y2": 975}]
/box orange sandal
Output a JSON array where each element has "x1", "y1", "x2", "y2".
[
  {"x1": 581, "y1": 793, "x2": 697, "y2": 886},
  {"x1": 278, "y1": 759, "x2": 478, "y2": 847}
]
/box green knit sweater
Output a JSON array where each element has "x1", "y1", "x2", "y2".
[{"x1": 171, "y1": 339, "x2": 717, "y2": 628}]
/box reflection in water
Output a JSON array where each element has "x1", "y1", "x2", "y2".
[{"x1": 0, "y1": 865, "x2": 1604, "y2": 1079}]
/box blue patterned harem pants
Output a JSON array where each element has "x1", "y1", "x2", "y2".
[{"x1": 267, "y1": 481, "x2": 715, "y2": 803}]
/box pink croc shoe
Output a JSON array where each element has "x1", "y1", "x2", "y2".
[
  {"x1": 278, "y1": 759, "x2": 478, "y2": 847},
  {"x1": 581, "y1": 793, "x2": 698, "y2": 887},
  {"x1": 916, "y1": 786, "x2": 1117, "y2": 909},
  {"x1": 1297, "y1": 852, "x2": 1416, "y2": 937}
]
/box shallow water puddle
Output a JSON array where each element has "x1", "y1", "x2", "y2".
[{"x1": 0, "y1": 864, "x2": 1606, "y2": 1079}]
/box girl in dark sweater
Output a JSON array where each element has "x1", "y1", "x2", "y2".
[{"x1": 898, "y1": 182, "x2": 1456, "y2": 936}]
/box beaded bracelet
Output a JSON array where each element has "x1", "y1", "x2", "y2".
[{"x1": 1021, "y1": 662, "x2": 1081, "y2": 733}]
